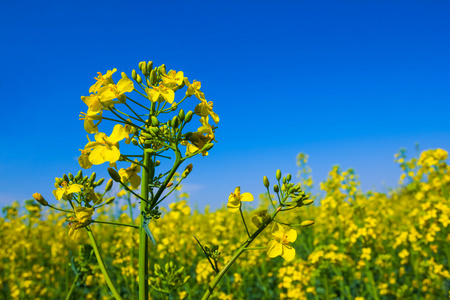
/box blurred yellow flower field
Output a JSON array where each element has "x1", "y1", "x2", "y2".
[{"x1": 1, "y1": 148, "x2": 449, "y2": 299}]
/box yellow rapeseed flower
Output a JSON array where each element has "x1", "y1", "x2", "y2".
[
  {"x1": 98, "y1": 78, "x2": 134, "y2": 103},
  {"x1": 267, "y1": 223, "x2": 297, "y2": 261},
  {"x1": 184, "y1": 78, "x2": 205, "y2": 100},
  {"x1": 162, "y1": 70, "x2": 184, "y2": 89},
  {"x1": 52, "y1": 181, "x2": 83, "y2": 201},
  {"x1": 227, "y1": 187, "x2": 254, "y2": 212},
  {"x1": 89, "y1": 69, "x2": 117, "y2": 93},
  {"x1": 67, "y1": 206, "x2": 94, "y2": 239},
  {"x1": 145, "y1": 83, "x2": 175, "y2": 104},
  {"x1": 118, "y1": 159, "x2": 141, "y2": 190},
  {"x1": 86, "y1": 124, "x2": 127, "y2": 165}
]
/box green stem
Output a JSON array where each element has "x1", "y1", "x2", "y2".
[
  {"x1": 86, "y1": 226, "x2": 123, "y2": 300},
  {"x1": 139, "y1": 150, "x2": 152, "y2": 300},
  {"x1": 65, "y1": 273, "x2": 80, "y2": 300},
  {"x1": 201, "y1": 209, "x2": 280, "y2": 300},
  {"x1": 92, "y1": 220, "x2": 139, "y2": 229},
  {"x1": 239, "y1": 206, "x2": 251, "y2": 238},
  {"x1": 48, "y1": 204, "x2": 72, "y2": 213}
]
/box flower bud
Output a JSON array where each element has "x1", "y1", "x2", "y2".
[
  {"x1": 158, "y1": 64, "x2": 166, "y2": 75},
  {"x1": 151, "y1": 116, "x2": 159, "y2": 126},
  {"x1": 32, "y1": 193, "x2": 48, "y2": 206},
  {"x1": 139, "y1": 61, "x2": 147, "y2": 74},
  {"x1": 105, "y1": 197, "x2": 115, "y2": 204},
  {"x1": 182, "y1": 164, "x2": 193, "y2": 178},
  {"x1": 302, "y1": 199, "x2": 314, "y2": 206},
  {"x1": 263, "y1": 176, "x2": 270, "y2": 188},
  {"x1": 132, "y1": 139, "x2": 139, "y2": 146},
  {"x1": 171, "y1": 116, "x2": 179, "y2": 128},
  {"x1": 108, "y1": 168, "x2": 121, "y2": 182},
  {"x1": 146, "y1": 78, "x2": 151, "y2": 86},
  {"x1": 68, "y1": 173, "x2": 74, "y2": 181},
  {"x1": 184, "y1": 111, "x2": 193, "y2": 123},
  {"x1": 202, "y1": 143, "x2": 214, "y2": 151},
  {"x1": 96, "y1": 178, "x2": 105, "y2": 186},
  {"x1": 89, "y1": 172, "x2": 96, "y2": 183},
  {"x1": 171, "y1": 102, "x2": 177, "y2": 111},
  {"x1": 155, "y1": 160, "x2": 161, "y2": 166},
  {"x1": 63, "y1": 174, "x2": 69, "y2": 183},
  {"x1": 131, "y1": 69, "x2": 137, "y2": 80},
  {"x1": 75, "y1": 170, "x2": 83, "y2": 181},
  {"x1": 150, "y1": 69, "x2": 158, "y2": 86},
  {"x1": 276, "y1": 169, "x2": 281, "y2": 180},
  {"x1": 136, "y1": 74, "x2": 142, "y2": 83},
  {"x1": 273, "y1": 184, "x2": 279, "y2": 193},
  {"x1": 105, "y1": 179, "x2": 113, "y2": 192},
  {"x1": 147, "y1": 61, "x2": 153, "y2": 72},
  {"x1": 286, "y1": 173, "x2": 292, "y2": 181},
  {"x1": 300, "y1": 220, "x2": 315, "y2": 227},
  {"x1": 121, "y1": 72, "x2": 128, "y2": 79},
  {"x1": 178, "y1": 109, "x2": 185, "y2": 121}
]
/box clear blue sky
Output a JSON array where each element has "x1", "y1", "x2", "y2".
[{"x1": 1, "y1": 1, "x2": 449, "y2": 210}]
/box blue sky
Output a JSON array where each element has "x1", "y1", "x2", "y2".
[{"x1": 1, "y1": 1, "x2": 449, "y2": 210}]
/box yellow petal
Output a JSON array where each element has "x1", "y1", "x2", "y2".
[
  {"x1": 240, "y1": 193, "x2": 254, "y2": 202},
  {"x1": 285, "y1": 229, "x2": 298, "y2": 243},
  {"x1": 117, "y1": 78, "x2": 134, "y2": 93},
  {"x1": 282, "y1": 245, "x2": 296, "y2": 261},
  {"x1": 109, "y1": 125, "x2": 127, "y2": 144},
  {"x1": 267, "y1": 240, "x2": 282, "y2": 258},
  {"x1": 271, "y1": 223, "x2": 284, "y2": 239}
]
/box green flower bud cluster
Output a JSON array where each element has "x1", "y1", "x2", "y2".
[
  {"x1": 204, "y1": 244, "x2": 220, "y2": 261},
  {"x1": 54, "y1": 171, "x2": 104, "y2": 189},
  {"x1": 149, "y1": 262, "x2": 190, "y2": 294},
  {"x1": 69, "y1": 245, "x2": 95, "y2": 286}
]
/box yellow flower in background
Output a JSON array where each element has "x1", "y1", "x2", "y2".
[
  {"x1": 162, "y1": 70, "x2": 184, "y2": 89},
  {"x1": 68, "y1": 206, "x2": 94, "y2": 239},
  {"x1": 227, "y1": 187, "x2": 254, "y2": 212},
  {"x1": 78, "y1": 148, "x2": 93, "y2": 169},
  {"x1": 251, "y1": 210, "x2": 270, "y2": 228},
  {"x1": 145, "y1": 84, "x2": 175, "y2": 104},
  {"x1": 118, "y1": 159, "x2": 141, "y2": 189},
  {"x1": 89, "y1": 69, "x2": 117, "y2": 93},
  {"x1": 87, "y1": 124, "x2": 128, "y2": 165},
  {"x1": 184, "y1": 78, "x2": 205, "y2": 100},
  {"x1": 98, "y1": 78, "x2": 134, "y2": 103},
  {"x1": 267, "y1": 223, "x2": 297, "y2": 261},
  {"x1": 52, "y1": 181, "x2": 83, "y2": 200}
]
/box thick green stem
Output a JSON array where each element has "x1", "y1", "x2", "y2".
[
  {"x1": 139, "y1": 150, "x2": 152, "y2": 300},
  {"x1": 86, "y1": 227, "x2": 123, "y2": 300},
  {"x1": 65, "y1": 273, "x2": 80, "y2": 300}
]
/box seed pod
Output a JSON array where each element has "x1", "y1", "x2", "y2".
[
  {"x1": 184, "y1": 111, "x2": 193, "y2": 123},
  {"x1": 263, "y1": 176, "x2": 270, "y2": 188}
]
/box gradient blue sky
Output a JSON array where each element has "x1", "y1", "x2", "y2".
[{"x1": 1, "y1": 1, "x2": 449, "y2": 210}]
